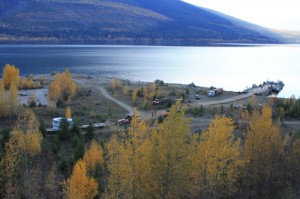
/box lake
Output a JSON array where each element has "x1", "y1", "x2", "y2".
[{"x1": 0, "y1": 44, "x2": 299, "y2": 98}]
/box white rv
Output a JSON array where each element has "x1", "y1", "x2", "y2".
[{"x1": 52, "y1": 117, "x2": 73, "y2": 130}]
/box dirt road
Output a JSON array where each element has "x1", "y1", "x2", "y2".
[
  {"x1": 74, "y1": 79, "x2": 133, "y2": 114},
  {"x1": 96, "y1": 86, "x2": 133, "y2": 114},
  {"x1": 200, "y1": 93, "x2": 253, "y2": 106}
]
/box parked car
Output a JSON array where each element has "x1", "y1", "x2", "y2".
[
  {"x1": 195, "y1": 94, "x2": 200, "y2": 100},
  {"x1": 163, "y1": 109, "x2": 170, "y2": 118},
  {"x1": 234, "y1": 104, "x2": 246, "y2": 110},
  {"x1": 117, "y1": 118, "x2": 130, "y2": 126}
]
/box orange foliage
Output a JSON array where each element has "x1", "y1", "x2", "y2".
[{"x1": 65, "y1": 107, "x2": 72, "y2": 118}]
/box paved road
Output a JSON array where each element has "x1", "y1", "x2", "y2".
[{"x1": 200, "y1": 93, "x2": 253, "y2": 106}]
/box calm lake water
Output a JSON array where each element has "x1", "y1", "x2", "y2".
[{"x1": 0, "y1": 44, "x2": 299, "y2": 98}]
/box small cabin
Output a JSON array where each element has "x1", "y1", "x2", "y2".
[{"x1": 52, "y1": 117, "x2": 73, "y2": 130}]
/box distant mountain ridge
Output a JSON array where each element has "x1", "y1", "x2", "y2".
[{"x1": 0, "y1": 0, "x2": 285, "y2": 45}]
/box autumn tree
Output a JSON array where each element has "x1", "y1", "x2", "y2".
[
  {"x1": 105, "y1": 135, "x2": 126, "y2": 199},
  {"x1": 83, "y1": 140, "x2": 104, "y2": 195},
  {"x1": 83, "y1": 140, "x2": 102, "y2": 170},
  {"x1": 123, "y1": 85, "x2": 129, "y2": 95},
  {"x1": 105, "y1": 117, "x2": 151, "y2": 199},
  {"x1": 48, "y1": 68, "x2": 76, "y2": 102},
  {"x1": 242, "y1": 106, "x2": 283, "y2": 198},
  {"x1": 111, "y1": 78, "x2": 121, "y2": 92},
  {"x1": 9, "y1": 83, "x2": 19, "y2": 118},
  {"x1": 63, "y1": 159, "x2": 98, "y2": 199},
  {"x1": 190, "y1": 115, "x2": 242, "y2": 198},
  {"x1": 0, "y1": 80, "x2": 9, "y2": 118},
  {"x1": 288, "y1": 139, "x2": 300, "y2": 191},
  {"x1": 28, "y1": 74, "x2": 33, "y2": 88},
  {"x1": 0, "y1": 109, "x2": 43, "y2": 198},
  {"x1": 65, "y1": 106, "x2": 72, "y2": 118},
  {"x1": 146, "y1": 102, "x2": 192, "y2": 198},
  {"x1": 19, "y1": 74, "x2": 41, "y2": 90},
  {"x1": 2, "y1": 64, "x2": 19, "y2": 90},
  {"x1": 150, "y1": 82, "x2": 157, "y2": 97},
  {"x1": 132, "y1": 87, "x2": 138, "y2": 105},
  {"x1": 44, "y1": 163, "x2": 60, "y2": 199}
]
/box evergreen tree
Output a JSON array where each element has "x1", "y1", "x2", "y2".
[{"x1": 85, "y1": 122, "x2": 94, "y2": 140}]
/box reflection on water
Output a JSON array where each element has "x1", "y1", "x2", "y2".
[{"x1": 0, "y1": 45, "x2": 299, "y2": 98}]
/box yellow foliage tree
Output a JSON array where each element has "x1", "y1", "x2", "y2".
[
  {"x1": 65, "y1": 107, "x2": 72, "y2": 118},
  {"x1": 142, "y1": 85, "x2": 148, "y2": 97},
  {"x1": 28, "y1": 74, "x2": 33, "y2": 88},
  {"x1": 150, "y1": 83, "x2": 156, "y2": 94},
  {"x1": 20, "y1": 77, "x2": 29, "y2": 89},
  {"x1": 105, "y1": 135, "x2": 127, "y2": 199},
  {"x1": 12, "y1": 108, "x2": 43, "y2": 156},
  {"x1": 242, "y1": 106, "x2": 283, "y2": 198},
  {"x1": 63, "y1": 159, "x2": 98, "y2": 199},
  {"x1": 123, "y1": 85, "x2": 129, "y2": 95},
  {"x1": 147, "y1": 102, "x2": 192, "y2": 198},
  {"x1": 83, "y1": 140, "x2": 104, "y2": 172},
  {"x1": 132, "y1": 87, "x2": 138, "y2": 105},
  {"x1": 190, "y1": 115, "x2": 242, "y2": 198},
  {"x1": 289, "y1": 139, "x2": 300, "y2": 184},
  {"x1": 0, "y1": 109, "x2": 43, "y2": 198},
  {"x1": 111, "y1": 78, "x2": 121, "y2": 92},
  {"x1": 105, "y1": 117, "x2": 151, "y2": 199},
  {"x1": 48, "y1": 68, "x2": 76, "y2": 101},
  {"x1": 9, "y1": 83, "x2": 19, "y2": 118},
  {"x1": 143, "y1": 97, "x2": 148, "y2": 109},
  {"x1": 0, "y1": 80, "x2": 9, "y2": 118},
  {"x1": 2, "y1": 64, "x2": 19, "y2": 90}
]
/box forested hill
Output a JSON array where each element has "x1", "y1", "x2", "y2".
[{"x1": 0, "y1": 0, "x2": 284, "y2": 45}]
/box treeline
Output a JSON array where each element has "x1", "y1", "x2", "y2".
[
  {"x1": 274, "y1": 96, "x2": 300, "y2": 119},
  {"x1": 0, "y1": 102, "x2": 299, "y2": 199}
]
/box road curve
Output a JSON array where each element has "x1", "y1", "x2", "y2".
[
  {"x1": 96, "y1": 87, "x2": 133, "y2": 114},
  {"x1": 74, "y1": 79, "x2": 133, "y2": 114}
]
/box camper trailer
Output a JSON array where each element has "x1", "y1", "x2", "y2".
[{"x1": 52, "y1": 117, "x2": 73, "y2": 131}]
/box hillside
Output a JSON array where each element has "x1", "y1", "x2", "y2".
[{"x1": 0, "y1": 0, "x2": 284, "y2": 45}]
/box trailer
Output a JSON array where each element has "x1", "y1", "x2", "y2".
[{"x1": 207, "y1": 88, "x2": 223, "y2": 97}]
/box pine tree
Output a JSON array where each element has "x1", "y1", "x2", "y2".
[{"x1": 86, "y1": 122, "x2": 94, "y2": 140}]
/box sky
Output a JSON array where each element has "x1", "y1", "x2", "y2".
[{"x1": 183, "y1": 0, "x2": 300, "y2": 31}]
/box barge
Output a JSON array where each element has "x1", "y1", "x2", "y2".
[{"x1": 243, "y1": 80, "x2": 284, "y2": 96}]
